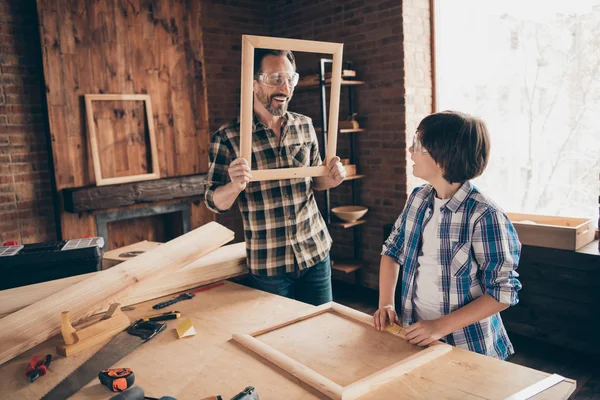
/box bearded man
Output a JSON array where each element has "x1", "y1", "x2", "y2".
[{"x1": 204, "y1": 49, "x2": 345, "y2": 305}]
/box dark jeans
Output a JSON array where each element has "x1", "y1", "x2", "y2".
[{"x1": 248, "y1": 255, "x2": 332, "y2": 306}]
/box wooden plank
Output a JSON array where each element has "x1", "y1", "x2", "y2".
[
  {"x1": 296, "y1": 80, "x2": 365, "y2": 91},
  {"x1": 102, "y1": 240, "x2": 163, "y2": 270},
  {"x1": 0, "y1": 242, "x2": 246, "y2": 318},
  {"x1": 0, "y1": 222, "x2": 234, "y2": 366},
  {"x1": 250, "y1": 166, "x2": 329, "y2": 182},
  {"x1": 62, "y1": 174, "x2": 207, "y2": 213},
  {"x1": 343, "y1": 174, "x2": 366, "y2": 181}
]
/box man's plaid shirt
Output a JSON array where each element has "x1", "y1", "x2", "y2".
[
  {"x1": 382, "y1": 181, "x2": 522, "y2": 359},
  {"x1": 204, "y1": 112, "x2": 332, "y2": 276}
]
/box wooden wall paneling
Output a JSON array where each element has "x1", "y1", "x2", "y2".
[
  {"x1": 0, "y1": 221, "x2": 235, "y2": 366},
  {"x1": 36, "y1": 0, "x2": 211, "y2": 244},
  {"x1": 58, "y1": 209, "x2": 96, "y2": 244},
  {"x1": 96, "y1": 118, "x2": 117, "y2": 176},
  {"x1": 191, "y1": 199, "x2": 217, "y2": 229},
  {"x1": 39, "y1": 11, "x2": 62, "y2": 106},
  {"x1": 106, "y1": 213, "x2": 177, "y2": 250},
  {"x1": 37, "y1": 0, "x2": 211, "y2": 190},
  {"x1": 57, "y1": 2, "x2": 75, "y2": 55}
]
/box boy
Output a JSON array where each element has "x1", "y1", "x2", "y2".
[{"x1": 374, "y1": 111, "x2": 522, "y2": 360}]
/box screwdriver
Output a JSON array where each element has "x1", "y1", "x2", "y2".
[{"x1": 140, "y1": 311, "x2": 181, "y2": 322}]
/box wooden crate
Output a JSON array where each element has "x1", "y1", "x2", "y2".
[{"x1": 507, "y1": 213, "x2": 594, "y2": 251}]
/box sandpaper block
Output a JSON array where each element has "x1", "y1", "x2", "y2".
[
  {"x1": 176, "y1": 318, "x2": 196, "y2": 338},
  {"x1": 385, "y1": 323, "x2": 406, "y2": 339}
]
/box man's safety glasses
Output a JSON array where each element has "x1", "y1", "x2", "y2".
[{"x1": 256, "y1": 72, "x2": 300, "y2": 88}]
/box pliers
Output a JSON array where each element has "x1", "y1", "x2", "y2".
[{"x1": 26, "y1": 354, "x2": 52, "y2": 383}]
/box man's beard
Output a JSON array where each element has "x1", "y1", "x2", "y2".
[{"x1": 258, "y1": 91, "x2": 291, "y2": 116}]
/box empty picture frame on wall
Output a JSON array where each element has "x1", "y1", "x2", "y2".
[
  {"x1": 84, "y1": 94, "x2": 160, "y2": 186},
  {"x1": 239, "y1": 35, "x2": 343, "y2": 182}
]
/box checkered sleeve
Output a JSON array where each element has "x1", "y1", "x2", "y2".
[
  {"x1": 381, "y1": 187, "x2": 419, "y2": 264},
  {"x1": 472, "y1": 209, "x2": 522, "y2": 305},
  {"x1": 204, "y1": 130, "x2": 232, "y2": 214}
]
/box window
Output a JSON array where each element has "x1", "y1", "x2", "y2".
[{"x1": 434, "y1": 0, "x2": 600, "y2": 226}]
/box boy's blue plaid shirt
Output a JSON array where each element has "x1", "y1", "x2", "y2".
[{"x1": 382, "y1": 181, "x2": 522, "y2": 359}]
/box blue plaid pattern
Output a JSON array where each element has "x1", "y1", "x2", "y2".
[{"x1": 382, "y1": 181, "x2": 522, "y2": 359}]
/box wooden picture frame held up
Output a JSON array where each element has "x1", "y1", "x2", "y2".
[
  {"x1": 240, "y1": 35, "x2": 343, "y2": 182},
  {"x1": 232, "y1": 302, "x2": 452, "y2": 400},
  {"x1": 84, "y1": 94, "x2": 160, "y2": 186}
]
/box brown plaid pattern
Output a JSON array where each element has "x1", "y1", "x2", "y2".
[{"x1": 204, "y1": 112, "x2": 332, "y2": 276}]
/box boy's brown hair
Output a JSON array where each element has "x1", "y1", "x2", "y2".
[{"x1": 417, "y1": 110, "x2": 490, "y2": 183}]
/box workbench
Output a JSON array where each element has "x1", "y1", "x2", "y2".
[{"x1": 0, "y1": 281, "x2": 576, "y2": 399}]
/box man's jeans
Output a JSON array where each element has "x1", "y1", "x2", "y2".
[{"x1": 247, "y1": 255, "x2": 333, "y2": 306}]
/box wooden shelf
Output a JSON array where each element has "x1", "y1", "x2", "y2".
[
  {"x1": 296, "y1": 80, "x2": 365, "y2": 91},
  {"x1": 343, "y1": 174, "x2": 365, "y2": 181},
  {"x1": 315, "y1": 128, "x2": 365, "y2": 134},
  {"x1": 331, "y1": 219, "x2": 367, "y2": 229},
  {"x1": 331, "y1": 259, "x2": 367, "y2": 274}
]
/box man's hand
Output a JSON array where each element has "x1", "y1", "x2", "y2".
[
  {"x1": 327, "y1": 156, "x2": 346, "y2": 186},
  {"x1": 403, "y1": 319, "x2": 447, "y2": 346},
  {"x1": 373, "y1": 305, "x2": 399, "y2": 331},
  {"x1": 228, "y1": 158, "x2": 252, "y2": 192}
]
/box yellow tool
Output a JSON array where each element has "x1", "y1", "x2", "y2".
[
  {"x1": 57, "y1": 303, "x2": 131, "y2": 357},
  {"x1": 384, "y1": 323, "x2": 406, "y2": 339}
]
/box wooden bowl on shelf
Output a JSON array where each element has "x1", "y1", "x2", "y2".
[{"x1": 331, "y1": 206, "x2": 368, "y2": 222}]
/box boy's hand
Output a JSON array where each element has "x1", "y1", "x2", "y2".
[
  {"x1": 228, "y1": 158, "x2": 252, "y2": 192},
  {"x1": 373, "y1": 305, "x2": 399, "y2": 331},
  {"x1": 404, "y1": 319, "x2": 446, "y2": 346}
]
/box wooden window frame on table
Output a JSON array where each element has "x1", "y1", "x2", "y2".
[
  {"x1": 232, "y1": 302, "x2": 452, "y2": 400},
  {"x1": 84, "y1": 94, "x2": 160, "y2": 186},
  {"x1": 240, "y1": 35, "x2": 343, "y2": 182}
]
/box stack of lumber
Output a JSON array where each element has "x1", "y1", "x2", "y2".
[{"x1": 0, "y1": 222, "x2": 246, "y2": 366}]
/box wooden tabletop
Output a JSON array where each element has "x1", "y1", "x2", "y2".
[{"x1": 0, "y1": 281, "x2": 576, "y2": 400}]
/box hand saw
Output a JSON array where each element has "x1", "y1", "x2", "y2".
[{"x1": 41, "y1": 319, "x2": 166, "y2": 400}]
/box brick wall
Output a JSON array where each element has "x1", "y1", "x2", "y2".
[
  {"x1": 271, "y1": 0, "x2": 412, "y2": 288},
  {"x1": 200, "y1": 0, "x2": 273, "y2": 239},
  {"x1": 201, "y1": 0, "x2": 272, "y2": 133},
  {"x1": 0, "y1": 0, "x2": 57, "y2": 245}
]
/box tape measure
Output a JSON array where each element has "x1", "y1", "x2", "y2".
[{"x1": 98, "y1": 368, "x2": 135, "y2": 392}]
